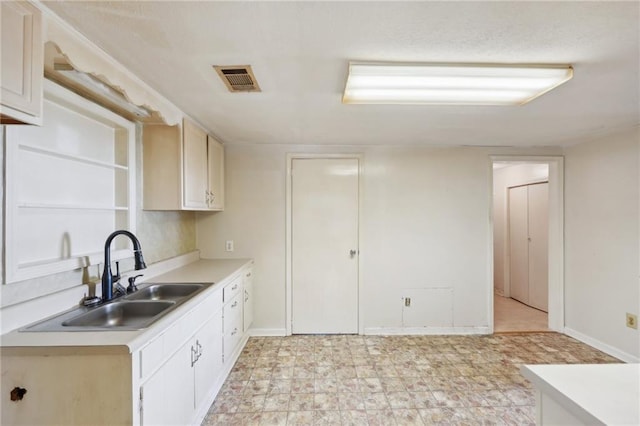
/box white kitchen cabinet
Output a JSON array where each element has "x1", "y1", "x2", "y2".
[
  {"x1": 243, "y1": 267, "x2": 254, "y2": 332},
  {"x1": 1, "y1": 0, "x2": 43, "y2": 125},
  {"x1": 141, "y1": 313, "x2": 223, "y2": 426},
  {"x1": 143, "y1": 118, "x2": 224, "y2": 211},
  {"x1": 183, "y1": 118, "x2": 209, "y2": 209},
  {"x1": 194, "y1": 313, "x2": 223, "y2": 410},
  {"x1": 207, "y1": 135, "x2": 225, "y2": 210},
  {"x1": 1, "y1": 259, "x2": 252, "y2": 426},
  {"x1": 143, "y1": 340, "x2": 194, "y2": 425}
]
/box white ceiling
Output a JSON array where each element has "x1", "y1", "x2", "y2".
[{"x1": 43, "y1": 1, "x2": 639, "y2": 147}]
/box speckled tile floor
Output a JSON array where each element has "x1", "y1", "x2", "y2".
[{"x1": 202, "y1": 333, "x2": 620, "y2": 425}]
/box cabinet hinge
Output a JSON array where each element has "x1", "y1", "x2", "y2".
[{"x1": 139, "y1": 387, "x2": 144, "y2": 418}]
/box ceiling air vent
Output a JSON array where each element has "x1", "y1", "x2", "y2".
[{"x1": 214, "y1": 65, "x2": 261, "y2": 92}]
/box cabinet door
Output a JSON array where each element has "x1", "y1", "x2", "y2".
[
  {"x1": 207, "y1": 135, "x2": 225, "y2": 210},
  {"x1": 243, "y1": 268, "x2": 254, "y2": 332},
  {"x1": 183, "y1": 119, "x2": 208, "y2": 209},
  {"x1": 194, "y1": 314, "x2": 223, "y2": 410},
  {"x1": 140, "y1": 365, "x2": 166, "y2": 426},
  {"x1": 141, "y1": 341, "x2": 195, "y2": 425},
  {"x1": 0, "y1": 1, "x2": 42, "y2": 124}
]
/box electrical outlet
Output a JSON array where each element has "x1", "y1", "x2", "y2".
[
  {"x1": 225, "y1": 240, "x2": 234, "y2": 252},
  {"x1": 626, "y1": 313, "x2": 638, "y2": 329},
  {"x1": 404, "y1": 297, "x2": 411, "y2": 307}
]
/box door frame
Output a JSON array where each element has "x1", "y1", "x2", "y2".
[
  {"x1": 490, "y1": 155, "x2": 564, "y2": 333},
  {"x1": 285, "y1": 153, "x2": 364, "y2": 336}
]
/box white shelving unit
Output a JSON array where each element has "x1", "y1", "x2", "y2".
[{"x1": 4, "y1": 80, "x2": 136, "y2": 283}]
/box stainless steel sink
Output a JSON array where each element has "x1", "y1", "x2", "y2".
[
  {"x1": 20, "y1": 282, "x2": 214, "y2": 332},
  {"x1": 62, "y1": 301, "x2": 175, "y2": 328},
  {"x1": 125, "y1": 283, "x2": 204, "y2": 302}
]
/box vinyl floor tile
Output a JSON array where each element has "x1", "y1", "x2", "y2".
[{"x1": 202, "y1": 333, "x2": 619, "y2": 425}]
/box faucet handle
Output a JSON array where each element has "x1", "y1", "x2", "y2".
[{"x1": 113, "y1": 261, "x2": 121, "y2": 282}]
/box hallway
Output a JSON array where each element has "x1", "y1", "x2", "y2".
[{"x1": 494, "y1": 294, "x2": 549, "y2": 333}]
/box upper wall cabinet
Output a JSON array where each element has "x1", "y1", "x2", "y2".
[
  {"x1": 1, "y1": 1, "x2": 43, "y2": 125},
  {"x1": 143, "y1": 118, "x2": 224, "y2": 211}
]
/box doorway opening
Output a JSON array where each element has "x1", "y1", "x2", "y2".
[{"x1": 491, "y1": 157, "x2": 564, "y2": 333}]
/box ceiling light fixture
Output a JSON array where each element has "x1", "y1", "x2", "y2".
[
  {"x1": 342, "y1": 62, "x2": 573, "y2": 106},
  {"x1": 53, "y1": 64, "x2": 151, "y2": 118}
]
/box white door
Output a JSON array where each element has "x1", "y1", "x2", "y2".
[
  {"x1": 508, "y1": 182, "x2": 549, "y2": 312},
  {"x1": 509, "y1": 185, "x2": 529, "y2": 304},
  {"x1": 291, "y1": 158, "x2": 359, "y2": 334},
  {"x1": 528, "y1": 183, "x2": 549, "y2": 311}
]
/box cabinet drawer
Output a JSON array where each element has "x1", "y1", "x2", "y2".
[
  {"x1": 223, "y1": 275, "x2": 242, "y2": 303},
  {"x1": 163, "y1": 287, "x2": 222, "y2": 355},
  {"x1": 223, "y1": 293, "x2": 243, "y2": 362},
  {"x1": 223, "y1": 293, "x2": 243, "y2": 333}
]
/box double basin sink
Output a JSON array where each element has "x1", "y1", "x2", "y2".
[{"x1": 22, "y1": 283, "x2": 211, "y2": 332}]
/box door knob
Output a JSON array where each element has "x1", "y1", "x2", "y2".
[{"x1": 350, "y1": 249, "x2": 357, "y2": 258}]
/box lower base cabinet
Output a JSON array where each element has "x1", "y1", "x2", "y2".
[
  {"x1": 195, "y1": 313, "x2": 223, "y2": 410},
  {"x1": 0, "y1": 261, "x2": 253, "y2": 426},
  {"x1": 141, "y1": 313, "x2": 222, "y2": 425}
]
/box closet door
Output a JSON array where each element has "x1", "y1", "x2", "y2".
[
  {"x1": 508, "y1": 186, "x2": 529, "y2": 304},
  {"x1": 528, "y1": 183, "x2": 549, "y2": 311},
  {"x1": 508, "y1": 182, "x2": 549, "y2": 312}
]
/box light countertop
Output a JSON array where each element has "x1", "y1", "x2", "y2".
[
  {"x1": 0, "y1": 258, "x2": 252, "y2": 354},
  {"x1": 521, "y1": 363, "x2": 640, "y2": 425}
]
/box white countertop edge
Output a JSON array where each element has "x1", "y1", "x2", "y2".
[{"x1": 521, "y1": 363, "x2": 640, "y2": 426}]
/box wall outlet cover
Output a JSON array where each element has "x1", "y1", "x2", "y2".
[
  {"x1": 225, "y1": 240, "x2": 234, "y2": 252},
  {"x1": 626, "y1": 313, "x2": 638, "y2": 329}
]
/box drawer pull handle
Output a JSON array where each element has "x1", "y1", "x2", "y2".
[
  {"x1": 246, "y1": 273, "x2": 252, "y2": 277},
  {"x1": 231, "y1": 328, "x2": 237, "y2": 336},
  {"x1": 231, "y1": 284, "x2": 238, "y2": 290},
  {"x1": 231, "y1": 301, "x2": 238, "y2": 308}
]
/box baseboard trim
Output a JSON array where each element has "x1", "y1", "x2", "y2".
[
  {"x1": 248, "y1": 328, "x2": 287, "y2": 337},
  {"x1": 563, "y1": 327, "x2": 639, "y2": 363},
  {"x1": 364, "y1": 326, "x2": 491, "y2": 336}
]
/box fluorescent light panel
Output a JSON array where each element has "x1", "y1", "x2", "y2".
[{"x1": 343, "y1": 62, "x2": 573, "y2": 105}]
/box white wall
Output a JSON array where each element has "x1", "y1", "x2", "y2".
[
  {"x1": 197, "y1": 144, "x2": 560, "y2": 333},
  {"x1": 493, "y1": 164, "x2": 548, "y2": 296},
  {"x1": 564, "y1": 127, "x2": 639, "y2": 361}
]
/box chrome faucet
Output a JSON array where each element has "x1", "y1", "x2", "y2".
[{"x1": 101, "y1": 230, "x2": 147, "y2": 302}]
